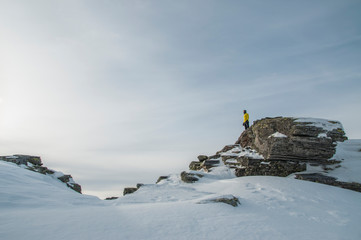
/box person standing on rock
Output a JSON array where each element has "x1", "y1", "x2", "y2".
[{"x1": 243, "y1": 110, "x2": 249, "y2": 130}]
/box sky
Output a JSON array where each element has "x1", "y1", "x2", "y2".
[{"x1": 1, "y1": 0, "x2": 361, "y2": 198}]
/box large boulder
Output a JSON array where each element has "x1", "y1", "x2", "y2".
[{"x1": 235, "y1": 117, "x2": 347, "y2": 163}]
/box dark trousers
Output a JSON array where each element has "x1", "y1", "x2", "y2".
[{"x1": 243, "y1": 120, "x2": 249, "y2": 130}]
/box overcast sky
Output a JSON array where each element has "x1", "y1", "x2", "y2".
[{"x1": 1, "y1": 0, "x2": 361, "y2": 198}]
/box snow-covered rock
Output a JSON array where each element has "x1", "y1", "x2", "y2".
[
  {"x1": 0, "y1": 155, "x2": 82, "y2": 193},
  {"x1": 1, "y1": 158, "x2": 361, "y2": 240},
  {"x1": 236, "y1": 117, "x2": 347, "y2": 161}
]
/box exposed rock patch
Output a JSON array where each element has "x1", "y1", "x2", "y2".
[
  {"x1": 198, "y1": 195, "x2": 240, "y2": 207},
  {"x1": 235, "y1": 117, "x2": 347, "y2": 162},
  {"x1": 105, "y1": 197, "x2": 119, "y2": 200},
  {"x1": 181, "y1": 171, "x2": 203, "y2": 183},
  {"x1": 123, "y1": 187, "x2": 138, "y2": 196},
  {"x1": 295, "y1": 173, "x2": 361, "y2": 193},
  {"x1": 156, "y1": 176, "x2": 169, "y2": 184}
]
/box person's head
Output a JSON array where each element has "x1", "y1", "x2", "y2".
[{"x1": 243, "y1": 110, "x2": 247, "y2": 114}]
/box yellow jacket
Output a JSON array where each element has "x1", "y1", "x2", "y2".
[{"x1": 243, "y1": 113, "x2": 249, "y2": 123}]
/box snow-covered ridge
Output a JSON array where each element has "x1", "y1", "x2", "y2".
[{"x1": 0, "y1": 155, "x2": 81, "y2": 193}]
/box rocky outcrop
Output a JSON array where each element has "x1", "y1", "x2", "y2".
[
  {"x1": 235, "y1": 117, "x2": 347, "y2": 162},
  {"x1": 123, "y1": 187, "x2": 138, "y2": 196},
  {"x1": 122, "y1": 183, "x2": 145, "y2": 196},
  {"x1": 180, "y1": 171, "x2": 203, "y2": 183},
  {"x1": 0, "y1": 155, "x2": 82, "y2": 193},
  {"x1": 156, "y1": 176, "x2": 169, "y2": 184}
]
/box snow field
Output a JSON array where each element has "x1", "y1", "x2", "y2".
[{"x1": 2, "y1": 159, "x2": 361, "y2": 240}]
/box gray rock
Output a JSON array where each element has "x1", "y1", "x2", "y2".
[
  {"x1": 201, "y1": 159, "x2": 220, "y2": 168},
  {"x1": 199, "y1": 195, "x2": 240, "y2": 207},
  {"x1": 197, "y1": 155, "x2": 208, "y2": 162},
  {"x1": 58, "y1": 175, "x2": 72, "y2": 183},
  {"x1": 235, "y1": 161, "x2": 306, "y2": 177},
  {"x1": 208, "y1": 154, "x2": 221, "y2": 160},
  {"x1": 105, "y1": 197, "x2": 119, "y2": 200},
  {"x1": 0, "y1": 155, "x2": 42, "y2": 166},
  {"x1": 235, "y1": 117, "x2": 347, "y2": 163},
  {"x1": 156, "y1": 176, "x2": 169, "y2": 184},
  {"x1": 295, "y1": 173, "x2": 361, "y2": 192},
  {"x1": 180, "y1": 171, "x2": 203, "y2": 183},
  {"x1": 68, "y1": 183, "x2": 82, "y2": 193},
  {"x1": 217, "y1": 145, "x2": 240, "y2": 154},
  {"x1": 189, "y1": 161, "x2": 202, "y2": 171},
  {"x1": 123, "y1": 187, "x2": 138, "y2": 196},
  {"x1": 237, "y1": 156, "x2": 261, "y2": 166}
]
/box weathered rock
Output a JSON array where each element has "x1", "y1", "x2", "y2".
[
  {"x1": 0, "y1": 155, "x2": 42, "y2": 166},
  {"x1": 69, "y1": 183, "x2": 82, "y2": 193},
  {"x1": 123, "y1": 187, "x2": 138, "y2": 195},
  {"x1": 221, "y1": 155, "x2": 238, "y2": 163},
  {"x1": 180, "y1": 171, "x2": 203, "y2": 183},
  {"x1": 105, "y1": 197, "x2": 119, "y2": 200},
  {"x1": 295, "y1": 173, "x2": 361, "y2": 193},
  {"x1": 57, "y1": 175, "x2": 82, "y2": 193},
  {"x1": 208, "y1": 154, "x2": 221, "y2": 160},
  {"x1": 217, "y1": 145, "x2": 240, "y2": 154},
  {"x1": 189, "y1": 161, "x2": 202, "y2": 171},
  {"x1": 156, "y1": 176, "x2": 169, "y2": 184},
  {"x1": 237, "y1": 156, "x2": 261, "y2": 166},
  {"x1": 58, "y1": 175, "x2": 72, "y2": 183},
  {"x1": 200, "y1": 159, "x2": 220, "y2": 169},
  {"x1": 235, "y1": 117, "x2": 347, "y2": 163},
  {"x1": 235, "y1": 161, "x2": 306, "y2": 177},
  {"x1": 197, "y1": 155, "x2": 208, "y2": 162}
]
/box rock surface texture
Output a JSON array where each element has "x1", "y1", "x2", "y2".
[{"x1": 235, "y1": 117, "x2": 347, "y2": 162}]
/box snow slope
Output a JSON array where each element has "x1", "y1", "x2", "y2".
[{"x1": 1, "y1": 140, "x2": 361, "y2": 240}]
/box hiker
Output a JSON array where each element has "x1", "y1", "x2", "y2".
[{"x1": 243, "y1": 110, "x2": 249, "y2": 130}]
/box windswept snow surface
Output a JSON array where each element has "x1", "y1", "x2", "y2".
[{"x1": 1, "y1": 140, "x2": 361, "y2": 240}]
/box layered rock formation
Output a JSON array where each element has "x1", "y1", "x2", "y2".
[
  {"x1": 178, "y1": 117, "x2": 361, "y2": 192},
  {"x1": 235, "y1": 117, "x2": 347, "y2": 162},
  {"x1": 0, "y1": 155, "x2": 82, "y2": 193}
]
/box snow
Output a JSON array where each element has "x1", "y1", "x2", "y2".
[
  {"x1": 221, "y1": 145, "x2": 264, "y2": 160},
  {"x1": 288, "y1": 140, "x2": 361, "y2": 184},
  {"x1": 295, "y1": 118, "x2": 344, "y2": 132},
  {"x1": 326, "y1": 140, "x2": 361, "y2": 183},
  {"x1": 269, "y1": 132, "x2": 288, "y2": 138},
  {"x1": 1, "y1": 140, "x2": 361, "y2": 240}
]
